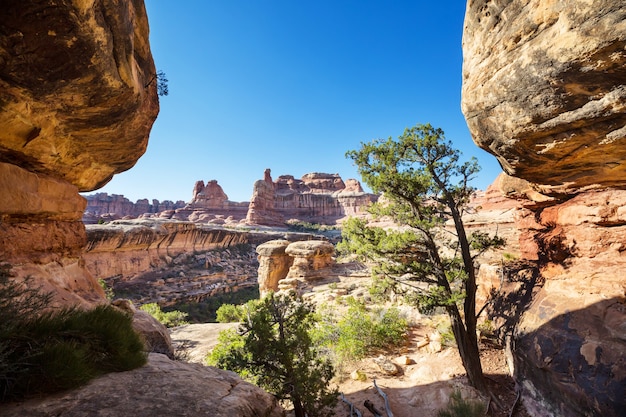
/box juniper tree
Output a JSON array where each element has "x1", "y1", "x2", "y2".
[
  {"x1": 339, "y1": 123, "x2": 504, "y2": 393},
  {"x1": 208, "y1": 292, "x2": 337, "y2": 417}
]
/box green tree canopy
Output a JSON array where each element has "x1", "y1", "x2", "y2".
[
  {"x1": 208, "y1": 292, "x2": 337, "y2": 417},
  {"x1": 340, "y1": 123, "x2": 504, "y2": 393}
]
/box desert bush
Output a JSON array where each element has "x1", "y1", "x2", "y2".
[
  {"x1": 207, "y1": 293, "x2": 337, "y2": 417},
  {"x1": 215, "y1": 299, "x2": 261, "y2": 323},
  {"x1": 437, "y1": 390, "x2": 486, "y2": 417},
  {"x1": 0, "y1": 266, "x2": 146, "y2": 400},
  {"x1": 139, "y1": 303, "x2": 189, "y2": 328},
  {"x1": 313, "y1": 297, "x2": 408, "y2": 364}
]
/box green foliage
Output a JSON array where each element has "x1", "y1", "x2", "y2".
[
  {"x1": 139, "y1": 303, "x2": 189, "y2": 328},
  {"x1": 169, "y1": 286, "x2": 260, "y2": 323},
  {"x1": 286, "y1": 220, "x2": 339, "y2": 233},
  {"x1": 207, "y1": 293, "x2": 337, "y2": 417},
  {"x1": 342, "y1": 123, "x2": 505, "y2": 392},
  {"x1": 215, "y1": 299, "x2": 260, "y2": 323},
  {"x1": 437, "y1": 390, "x2": 486, "y2": 417},
  {"x1": 98, "y1": 278, "x2": 115, "y2": 300},
  {"x1": 0, "y1": 266, "x2": 146, "y2": 400},
  {"x1": 313, "y1": 298, "x2": 408, "y2": 365}
]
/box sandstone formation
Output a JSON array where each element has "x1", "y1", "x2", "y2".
[
  {"x1": 0, "y1": 0, "x2": 159, "y2": 305},
  {"x1": 246, "y1": 169, "x2": 378, "y2": 226},
  {"x1": 112, "y1": 299, "x2": 175, "y2": 359},
  {"x1": 463, "y1": 3, "x2": 626, "y2": 416},
  {"x1": 257, "y1": 239, "x2": 336, "y2": 295},
  {"x1": 256, "y1": 240, "x2": 293, "y2": 296},
  {"x1": 180, "y1": 179, "x2": 249, "y2": 223},
  {"x1": 462, "y1": 1, "x2": 626, "y2": 194},
  {"x1": 0, "y1": 353, "x2": 284, "y2": 417},
  {"x1": 83, "y1": 193, "x2": 186, "y2": 223},
  {"x1": 82, "y1": 220, "x2": 260, "y2": 306}
]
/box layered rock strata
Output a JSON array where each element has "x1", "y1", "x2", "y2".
[
  {"x1": 0, "y1": 0, "x2": 159, "y2": 306},
  {"x1": 463, "y1": 2, "x2": 626, "y2": 416},
  {"x1": 256, "y1": 239, "x2": 336, "y2": 295},
  {"x1": 83, "y1": 193, "x2": 186, "y2": 223},
  {"x1": 247, "y1": 169, "x2": 378, "y2": 226},
  {"x1": 256, "y1": 240, "x2": 293, "y2": 296},
  {"x1": 83, "y1": 220, "x2": 258, "y2": 305}
]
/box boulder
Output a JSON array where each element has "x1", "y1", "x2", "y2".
[
  {"x1": 462, "y1": 0, "x2": 626, "y2": 194},
  {"x1": 0, "y1": 353, "x2": 284, "y2": 417}
]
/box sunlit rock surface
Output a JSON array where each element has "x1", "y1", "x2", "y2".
[
  {"x1": 462, "y1": 0, "x2": 626, "y2": 194},
  {"x1": 0, "y1": 353, "x2": 284, "y2": 417}
]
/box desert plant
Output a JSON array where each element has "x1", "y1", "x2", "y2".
[
  {"x1": 313, "y1": 298, "x2": 408, "y2": 366},
  {"x1": 341, "y1": 123, "x2": 505, "y2": 393},
  {"x1": 98, "y1": 278, "x2": 115, "y2": 300},
  {"x1": 0, "y1": 265, "x2": 146, "y2": 401},
  {"x1": 208, "y1": 292, "x2": 337, "y2": 417},
  {"x1": 139, "y1": 303, "x2": 189, "y2": 328},
  {"x1": 215, "y1": 299, "x2": 260, "y2": 323},
  {"x1": 437, "y1": 390, "x2": 486, "y2": 417}
]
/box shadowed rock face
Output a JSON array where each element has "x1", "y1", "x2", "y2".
[
  {"x1": 462, "y1": 2, "x2": 626, "y2": 416},
  {"x1": 0, "y1": 0, "x2": 159, "y2": 191},
  {"x1": 462, "y1": 0, "x2": 626, "y2": 194}
]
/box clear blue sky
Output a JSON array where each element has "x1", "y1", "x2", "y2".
[{"x1": 93, "y1": 0, "x2": 502, "y2": 203}]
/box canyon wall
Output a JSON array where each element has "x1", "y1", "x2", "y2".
[
  {"x1": 462, "y1": 2, "x2": 626, "y2": 416},
  {"x1": 0, "y1": 0, "x2": 159, "y2": 305}
]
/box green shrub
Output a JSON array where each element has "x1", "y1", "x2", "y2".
[
  {"x1": 139, "y1": 303, "x2": 189, "y2": 328},
  {"x1": 215, "y1": 299, "x2": 261, "y2": 323},
  {"x1": 314, "y1": 298, "x2": 408, "y2": 364},
  {"x1": 0, "y1": 268, "x2": 147, "y2": 402},
  {"x1": 437, "y1": 390, "x2": 486, "y2": 417},
  {"x1": 169, "y1": 286, "x2": 260, "y2": 323}
]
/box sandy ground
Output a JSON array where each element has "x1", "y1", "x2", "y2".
[{"x1": 170, "y1": 320, "x2": 524, "y2": 417}]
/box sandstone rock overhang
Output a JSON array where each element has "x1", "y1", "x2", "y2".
[
  {"x1": 461, "y1": 1, "x2": 626, "y2": 194},
  {"x1": 0, "y1": 0, "x2": 159, "y2": 191}
]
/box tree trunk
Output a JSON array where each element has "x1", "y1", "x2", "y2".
[
  {"x1": 448, "y1": 306, "x2": 488, "y2": 394},
  {"x1": 292, "y1": 396, "x2": 305, "y2": 417}
]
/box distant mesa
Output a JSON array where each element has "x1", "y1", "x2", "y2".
[
  {"x1": 82, "y1": 194, "x2": 186, "y2": 224},
  {"x1": 83, "y1": 169, "x2": 377, "y2": 226}
]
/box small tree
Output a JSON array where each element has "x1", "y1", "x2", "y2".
[
  {"x1": 340, "y1": 124, "x2": 503, "y2": 393},
  {"x1": 208, "y1": 292, "x2": 337, "y2": 417}
]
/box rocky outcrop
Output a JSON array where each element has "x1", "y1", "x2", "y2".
[
  {"x1": 83, "y1": 193, "x2": 186, "y2": 223},
  {"x1": 0, "y1": 0, "x2": 159, "y2": 306},
  {"x1": 0, "y1": 353, "x2": 284, "y2": 417},
  {"x1": 463, "y1": 2, "x2": 626, "y2": 416},
  {"x1": 256, "y1": 240, "x2": 293, "y2": 296},
  {"x1": 247, "y1": 169, "x2": 377, "y2": 226},
  {"x1": 179, "y1": 179, "x2": 249, "y2": 224},
  {"x1": 462, "y1": 1, "x2": 626, "y2": 195},
  {"x1": 257, "y1": 239, "x2": 336, "y2": 295}
]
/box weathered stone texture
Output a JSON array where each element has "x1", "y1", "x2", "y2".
[
  {"x1": 0, "y1": 353, "x2": 284, "y2": 417},
  {"x1": 256, "y1": 239, "x2": 293, "y2": 296},
  {"x1": 462, "y1": 0, "x2": 626, "y2": 194},
  {"x1": 0, "y1": 0, "x2": 159, "y2": 191},
  {"x1": 247, "y1": 169, "x2": 377, "y2": 226}
]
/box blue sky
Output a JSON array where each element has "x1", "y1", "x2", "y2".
[{"x1": 94, "y1": 1, "x2": 502, "y2": 203}]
